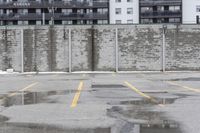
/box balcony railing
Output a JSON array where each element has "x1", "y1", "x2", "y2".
[
  {"x1": 0, "y1": 1, "x2": 109, "y2": 8},
  {"x1": 0, "y1": 13, "x2": 108, "y2": 20},
  {"x1": 140, "y1": 11, "x2": 182, "y2": 18},
  {"x1": 140, "y1": 0, "x2": 182, "y2": 6}
]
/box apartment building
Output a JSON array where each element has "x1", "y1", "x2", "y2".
[
  {"x1": 139, "y1": 0, "x2": 182, "y2": 24},
  {"x1": 109, "y1": 0, "x2": 139, "y2": 24},
  {"x1": 0, "y1": 0, "x2": 109, "y2": 25},
  {"x1": 109, "y1": 0, "x2": 183, "y2": 24},
  {"x1": 0, "y1": 0, "x2": 200, "y2": 25},
  {"x1": 182, "y1": 0, "x2": 200, "y2": 24}
]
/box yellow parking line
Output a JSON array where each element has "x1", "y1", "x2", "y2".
[
  {"x1": 71, "y1": 81, "x2": 84, "y2": 108},
  {"x1": 166, "y1": 81, "x2": 200, "y2": 93},
  {"x1": 19, "y1": 82, "x2": 39, "y2": 91},
  {"x1": 8, "y1": 82, "x2": 39, "y2": 97},
  {"x1": 0, "y1": 82, "x2": 39, "y2": 103},
  {"x1": 124, "y1": 81, "x2": 164, "y2": 107}
]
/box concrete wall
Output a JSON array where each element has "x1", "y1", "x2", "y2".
[
  {"x1": 0, "y1": 27, "x2": 22, "y2": 72},
  {"x1": 118, "y1": 25, "x2": 162, "y2": 71},
  {"x1": 23, "y1": 26, "x2": 70, "y2": 72},
  {"x1": 94, "y1": 26, "x2": 116, "y2": 71},
  {"x1": 71, "y1": 26, "x2": 92, "y2": 71},
  {"x1": 0, "y1": 25, "x2": 200, "y2": 72},
  {"x1": 165, "y1": 25, "x2": 200, "y2": 71}
]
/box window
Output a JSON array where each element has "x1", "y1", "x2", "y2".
[
  {"x1": 97, "y1": 8, "x2": 108, "y2": 14},
  {"x1": 103, "y1": 20, "x2": 108, "y2": 24},
  {"x1": 169, "y1": 6, "x2": 181, "y2": 11},
  {"x1": 174, "y1": 6, "x2": 180, "y2": 11},
  {"x1": 28, "y1": 8, "x2": 36, "y2": 13},
  {"x1": 141, "y1": 7, "x2": 152, "y2": 13},
  {"x1": 169, "y1": 18, "x2": 181, "y2": 23},
  {"x1": 115, "y1": 0, "x2": 121, "y2": 2},
  {"x1": 115, "y1": 8, "x2": 121, "y2": 14},
  {"x1": 115, "y1": 20, "x2": 121, "y2": 24},
  {"x1": 127, "y1": 20, "x2": 133, "y2": 24},
  {"x1": 63, "y1": 9, "x2": 72, "y2": 14},
  {"x1": 97, "y1": 20, "x2": 108, "y2": 24},
  {"x1": 141, "y1": 19, "x2": 153, "y2": 24},
  {"x1": 127, "y1": 8, "x2": 133, "y2": 14},
  {"x1": 174, "y1": 18, "x2": 181, "y2": 22},
  {"x1": 28, "y1": 20, "x2": 36, "y2": 25},
  {"x1": 157, "y1": 6, "x2": 164, "y2": 11},
  {"x1": 197, "y1": 5, "x2": 200, "y2": 12}
]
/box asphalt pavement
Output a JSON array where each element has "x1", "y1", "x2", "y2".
[{"x1": 0, "y1": 72, "x2": 200, "y2": 133}]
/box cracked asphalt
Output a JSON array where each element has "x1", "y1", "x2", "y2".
[{"x1": 0, "y1": 72, "x2": 200, "y2": 133}]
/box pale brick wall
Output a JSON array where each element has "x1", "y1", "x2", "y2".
[{"x1": 0, "y1": 25, "x2": 200, "y2": 72}]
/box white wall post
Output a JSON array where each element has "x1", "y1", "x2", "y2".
[
  {"x1": 68, "y1": 29, "x2": 72, "y2": 73},
  {"x1": 162, "y1": 25, "x2": 167, "y2": 72},
  {"x1": 115, "y1": 28, "x2": 119, "y2": 72},
  {"x1": 42, "y1": 12, "x2": 45, "y2": 25},
  {"x1": 21, "y1": 29, "x2": 24, "y2": 73}
]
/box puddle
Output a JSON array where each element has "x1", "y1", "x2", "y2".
[
  {"x1": 122, "y1": 97, "x2": 176, "y2": 105},
  {"x1": 0, "y1": 115, "x2": 9, "y2": 122},
  {"x1": 0, "y1": 90, "x2": 77, "y2": 107},
  {"x1": 107, "y1": 106, "x2": 182, "y2": 133},
  {"x1": 107, "y1": 94, "x2": 182, "y2": 133},
  {"x1": 108, "y1": 97, "x2": 177, "y2": 106},
  {"x1": 140, "y1": 123, "x2": 182, "y2": 133},
  {"x1": 168, "y1": 77, "x2": 200, "y2": 81},
  {"x1": 0, "y1": 122, "x2": 111, "y2": 133},
  {"x1": 92, "y1": 84, "x2": 125, "y2": 88}
]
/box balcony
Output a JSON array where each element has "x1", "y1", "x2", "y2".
[
  {"x1": 0, "y1": 1, "x2": 109, "y2": 9},
  {"x1": 140, "y1": 0, "x2": 182, "y2": 6},
  {"x1": 140, "y1": 11, "x2": 182, "y2": 18},
  {"x1": 0, "y1": 13, "x2": 108, "y2": 21}
]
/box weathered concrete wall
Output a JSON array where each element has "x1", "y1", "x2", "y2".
[
  {"x1": 94, "y1": 26, "x2": 116, "y2": 71},
  {"x1": 24, "y1": 26, "x2": 70, "y2": 72},
  {"x1": 0, "y1": 25, "x2": 200, "y2": 72},
  {"x1": 0, "y1": 28, "x2": 22, "y2": 72},
  {"x1": 165, "y1": 25, "x2": 200, "y2": 71},
  {"x1": 24, "y1": 27, "x2": 50, "y2": 72},
  {"x1": 33, "y1": 27, "x2": 49, "y2": 72},
  {"x1": 50, "y1": 26, "x2": 69, "y2": 72},
  {"x1": 118, "y1": 25, "x2": 162, "y2": 71},
  {"x1": 71, "y1": 26, "x2": 92, "y2": 71},
  {"x1": 23, "y1": 27, "x2": 35, "y2": 72}
]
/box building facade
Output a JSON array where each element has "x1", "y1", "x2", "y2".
[
  {"x1": 109, "y1": 0, "x2": 139, "y2": 24},
  {"x1": 0, "y1": 0, "x2": 200, "y2": 25},
  {"x1": 182, "y1": 0, "x2": 200, "y2": 24},
  {"x1": 0, "y1": 0, "x2": 109, "y2": 25},
  {"x1": 139, "y1": 0, "x2": 182, "y2": 24}
]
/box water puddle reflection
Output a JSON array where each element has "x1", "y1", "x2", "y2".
[
  {"x1": 108, "y1": 97, "x2": 177, "y2": 106},
  {"x1": 107, "y1": 96, "x2": 182, "y2": 133},
  {"x1": 0, "y1": 90, "x2": 77, "y2": 107}
]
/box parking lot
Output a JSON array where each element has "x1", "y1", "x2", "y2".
[{"x1": 0, "y1": 72, "x2": 200, "y2": 133}]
